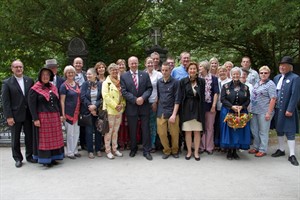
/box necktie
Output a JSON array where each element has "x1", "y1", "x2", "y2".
[{"x1": 132, "y1": 72, "x2": 138, "y2": 90}]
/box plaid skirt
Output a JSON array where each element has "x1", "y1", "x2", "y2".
[{"x1": 38, "y1": 112, "x2": 64, "y2": 150}]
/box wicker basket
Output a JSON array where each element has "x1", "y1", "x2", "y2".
[{"x1": 224, "y1": 110, "x2": 252, "y2": 129}]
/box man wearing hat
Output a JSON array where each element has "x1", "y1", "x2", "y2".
[
  {"x1": 45, "y1": 59, "x2": 65, "y2": 91},
  {"x1": 272, "y1": 56, "x2": 300, "y2": 166}
]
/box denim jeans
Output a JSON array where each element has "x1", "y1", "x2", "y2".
[
  {"x1": 85, "y1": 116, "x2": 102, "y2": 153},
  {"x1": 250, "y1": 113, "x2": 273, "y2": 153}
]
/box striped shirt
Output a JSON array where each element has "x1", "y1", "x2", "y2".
[{"x1": 251, "y1": 79, "x2": 277, "y2": 115}]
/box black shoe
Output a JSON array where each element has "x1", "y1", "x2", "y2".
[
  {"x1": 15, "y1": 161, "x2": 22, "y2": 168},
  {"x1": 144, "y1": 153, "x2": 153, "y2": 161},
  {"x1": 185, "y1": 154, "x2": 191, "y2": 160},
  {"x1": 162, "y1": 154, "x2": 170, "y2": 159},
  {"x1": 51, "y1": 160, "x2": 59, "y2": 165},
  {"x1": 227, "y1": 150, "x2": 233, "y2": 160},
  {"x1": 288, "y1": 155, "x2": 299, "y2": 166},
  {"x1": 194, "y1": 155, "x2": 200, "y2": 161},
  {"x1": 199, "y1": 150, "x2": 205, "y2": 154},
  {"x1": 271, "y1": 149, "x2": 285, "y2": 157},
  {"x1": 172, "y1": 153, "x2": 179, "y2": 158},
  {"x1": 27, "y1": 158, "x2": 38, "y2": 163},
  {"x1": 74, "y1": 153, "x2": 81, "y2": 158},
  {"x1": 67, "y1": 155, "x2": 76, "y2": 159},
  {"x1": 129, "y1": 151, "x2": 136, "y2": 157},
  {"x1": 43, "y1": 163, "x2": 52, "y2": 167},
  {"x1": 232, "y1": 150, "x2": 240, "y2": 160},
  {"x1": 207, "y1": 151, "x2": 214, "y2": 155}
]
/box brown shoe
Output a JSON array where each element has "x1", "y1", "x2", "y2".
[
  {"x1": 255, "y1": 152, "x2": 266, "y2": 157},
  {"x1": 248, "y1": 149, "x2": 258, "y2": 154}
]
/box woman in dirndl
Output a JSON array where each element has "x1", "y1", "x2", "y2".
[
  {"x1": 220, "y1": 67, "x2": 251, "y2": 160},
  {"x1": 28, "y1": 67, "x2": 64, "y2": 167}
]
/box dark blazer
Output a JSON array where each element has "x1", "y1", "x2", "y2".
[
  {"x1": 178, "y1": 77, "x2": 206, "y2": 129},
  {"x1": 120, "y1": 70, "x2": 153, "y2": 116},
  {"x1": 273, "y1": 71, "x2": 300, "y2": 133},
  {"x1": 1, "y1": 75, "x2": 34, "y2": 122},
  {"x1": 80, "y1": 80, "x2": 102, "y2": 115}
]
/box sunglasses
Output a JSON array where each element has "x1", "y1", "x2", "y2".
[{"x1": 259, "y1": 72, "x2": 269, "y2": 75}]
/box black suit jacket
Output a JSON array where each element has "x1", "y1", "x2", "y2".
[
  {"x1": 120, "y1": 70, "x2": 153, "y2": 116},
  {"x1": 1, "y1": 75, "x2": 34, "y2": 122}
]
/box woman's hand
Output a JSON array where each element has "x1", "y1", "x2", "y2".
[
  {"x1": 88, "y1": 104, "x2": 97, "y2": 112},
  {"x1": 231, "y1": 105, "x2": 242, "y2": 113},
  {"x1": 60, "y1": 116, "x2": 65, "y2": 122},
  {"x1": 115, "y1": 104, "x2": 123, "y2": 112},
  {"x1": 265, "y1": 113, "x2": 271, "y2": 121},
  {"x1": 34, "y1": 120, "x2": 40, "y2": 127}
]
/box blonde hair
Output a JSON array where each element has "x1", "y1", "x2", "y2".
[{"x1": 259, "y1": 65, "x2": 271, "y2": 73}]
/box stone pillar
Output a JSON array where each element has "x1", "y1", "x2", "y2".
[{"x1": 67, "y1": 37, "x2": 89, "y2": 70}]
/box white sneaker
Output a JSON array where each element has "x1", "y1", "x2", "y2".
[
  {"x1": 114, "y1": 150, "x2": 123, "y2": 157},
  {"x1": 107, "y1": 152, "x2": 115, "y2": 159}
]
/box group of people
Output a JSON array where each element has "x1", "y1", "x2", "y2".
[{"x1": 1, "y1": 51, "x2": 299, "y2": 168}]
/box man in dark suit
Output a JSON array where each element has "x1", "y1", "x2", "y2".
[
  {"x1": 45, "y1": 59, "x2": 65, "y2": 91},
  {"x1": 1, "y1": 60, "x2": 36, "y2": 168},
  {"x1": 121, "y1": 56, "x2": 153, "y2": 160},
  {"x1": 272, "y1": 56, "x2": 300, "y2": 166}
]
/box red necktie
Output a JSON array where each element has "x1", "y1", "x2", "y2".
[{"x1": 132, "y1": 73, "x2": 138, "y2": 90}]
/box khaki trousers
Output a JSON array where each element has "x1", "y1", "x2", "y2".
[{"x1": 157, "y1": 115, "x2": 180, "y2": 155}]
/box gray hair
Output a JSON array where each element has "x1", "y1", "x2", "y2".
[
  {"x1": 107, "y1": 63, "x2": 119, "y2": 73},
  {"x1": 230, "y1": 67, "x2": 243, "y2": 78},
  {"x1": 63, "y1": 65, "x2": 76, "y2": 78}
]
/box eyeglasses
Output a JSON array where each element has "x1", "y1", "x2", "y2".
[{"x1": 259, "y1": 72, "x2": 269, "y2": 75}]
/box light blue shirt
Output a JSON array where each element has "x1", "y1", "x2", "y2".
[{"x1": 171, "y1": 65, "x2": 188, "y2": 80}]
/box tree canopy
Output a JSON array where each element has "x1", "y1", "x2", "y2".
[{"x1": 1, "y1": 0, "x2": 299, "y2": 80}]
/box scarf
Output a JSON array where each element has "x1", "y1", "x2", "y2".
[
  {"x1": 200, "y1": 73, "x2": 212, "y2": 103},
  {"x1": 31, "y1": 81, "x2": 59, "y2": 101}
]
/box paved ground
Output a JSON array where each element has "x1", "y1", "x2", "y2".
[{"x1": 0, "y1": 144, "x2": 299, "y2": 200}]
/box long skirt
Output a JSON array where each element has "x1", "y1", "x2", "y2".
[
  {"x1": 219, "y1": 107, "x2": 251, "y2": 150},
  {"x1": 32, "y1": 112, "x2": 64, "y2": 164}
]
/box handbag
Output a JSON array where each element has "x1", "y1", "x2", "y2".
[
  {"x1": 78, "y1": 113, "x2": 93, "y2": 126},
  {"x1": 96, "y1": 109, "x2": 109, "y2": 134},
  {"x1": 95, "y1": 82, "x2": 111, "y2": 134}
]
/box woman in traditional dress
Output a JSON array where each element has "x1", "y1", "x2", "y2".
[
  {"x1": 220, "y1": 67, "x2": 251, "y2": 160},
  {"x1": 28, "y1": 67, "x2": 64, "y2": 167}
]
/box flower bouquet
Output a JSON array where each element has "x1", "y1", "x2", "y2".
[{"x1": 224, "y1": 111, "x2": 252, "y2": 130}]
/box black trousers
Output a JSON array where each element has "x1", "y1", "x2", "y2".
[
  {"x1": 10, "y1": 119, "x2": 33, "y2": 161},
  {"x1": 127, "y1": 115, "x2": 151, "y2": 154}
]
